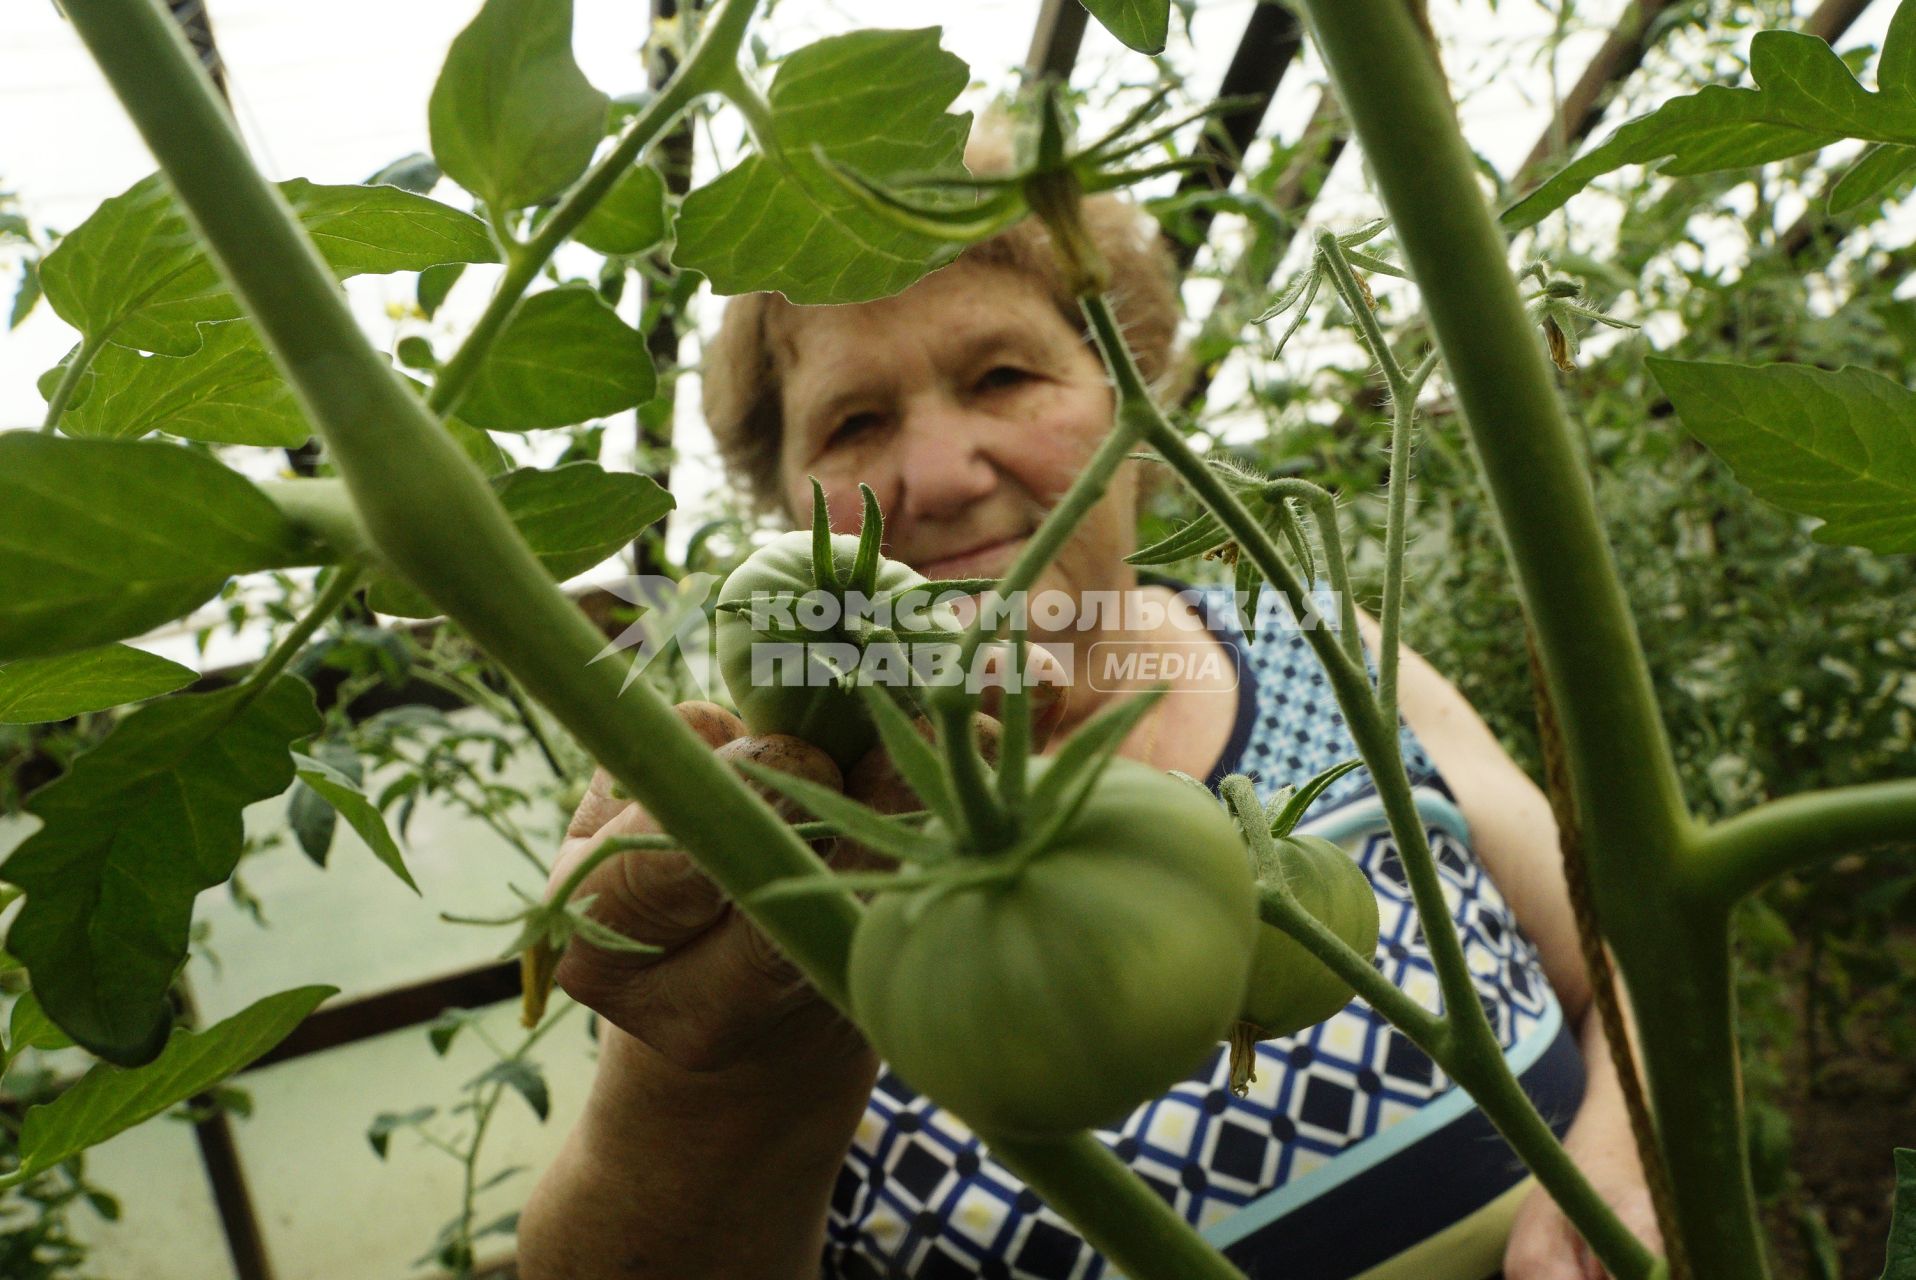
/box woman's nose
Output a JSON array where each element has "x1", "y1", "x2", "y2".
[{"x1": 891, "y1": 402, "x2": 999, "y2": 524}]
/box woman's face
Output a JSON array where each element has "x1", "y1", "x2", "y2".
[{"x1": 772, "y1": 258, "x2": 1139, "y2": 633}]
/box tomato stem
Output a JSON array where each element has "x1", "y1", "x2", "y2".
[
  {"x1": 1299, "y1": 1, "x2": 1754, "y2": 1274},
  {"x1": 231, "y1": 564, "x2": 366, "y2": 711},
  {"x1": 1087, "y1": 290, "x2": 1657, "y2": 1280},
  {"x1": 984, "y1": 1133, "x2": 1249, "y2": 1280},
  {"x1": 39, "y1": 331, "x2": 107, "y2": 434},
  {"x1": 64, "y1": 0, "x2": 865, "y2": 1014},
  {"x1": 426, "y1": 0, "x2": 758, "y2": 420},
  {"x1": 1312, "y1": 229, "x2": 1427, "y2": 722},
  {"x1": 1686, "y1": 779, "x2": 1916, "y2": 905}
]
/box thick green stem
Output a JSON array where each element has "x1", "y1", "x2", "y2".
[
  {"x1": 66, "y1": 0, "x2": 862, "y2": 1010},
  {"x1": 1297, "y1": 3, "x2": 1749, "y2": 1275},
  {"x1": 426, "y1": 0, "x2": 755, "y2": 419},
  {"x1": 1688, "y1": 779, "x2": 1916, "y2": 906},
  {"x1": 75, "y1": 6, "x2": 1256, "y2": 1273}
]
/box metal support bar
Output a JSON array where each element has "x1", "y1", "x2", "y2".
[
  {"x1": 1168, "y1": 2, "x2": 1305, "y2": 269},
  {"x1": 1025, "y1": 0, "x2": 1090, "y2": 81},
  {"x1": 249, "y1": 962, "x2": 522, "y2": 1070},
  {"x1": 1517, "y1": 0, "x2": 1683, "y2": 181}
]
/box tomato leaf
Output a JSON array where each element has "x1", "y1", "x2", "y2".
[
  {"x1": 0, "y1": 435, "x2": 325, "y2": 661},
  {"x1": 1881, "y1": 1148, "x2": 1916, "y2": 1280},
  {"x1": 61, "y1": 320, "x2": 310, "y2": 446},
  {"x1": 428, "y1": 0, "x2": 609, "y2": 211},
  {"x1": 1828, "y1": 142, "x2": 1916, "y2": 216},
  {"x1": 41, "y1": 175, "x2": 498, "y2": 356},
  {"x1": 0, "y1": 645, "x2": 196, "y2": 724},
  {"x1": 366, "y1": 152, "x2": 444, "y2": 195},
  {"x1": 291, "y1": 750, "x2": 419, "y2": 892},
  {"x1": 453, "y1": 285, "x2": 654, "y2": 431},
  {"x1": 0, "y1": 986, "x2": 334, "y2": 1187},
  {"x1": 0, "y1": 677, "x2": 321, "y2": 1066},
  {"x1": 674, "y1": 29, "x2": 971, "y2": 303},
  {"x1": 733, "y1": 759, "x2": 948, "y2": 865},
  {"x1": 1024, "y1": 685, "x2": 1165, "y2": 847},
  {"x1": 573, "y1": 164, "x2": 670, "y2": 256},
  {"x1": 367, "y1": 1105, "x2": 437, "y2": 1159},
  {"x1": 1081, "y1": 0, "x2": 1170, "y2": 55},
  {"x1": 1504, "y1": 20, "x2": 1916, "y2": 229},
  {"x1": 366, "y1": 463, "x2": 673, "y2": 617},
  {"x1": 418, "y1": 262, "x2": 467, "y2": 319},
  {"x1": 1647, "y1": 358, "x2": 1916, "y2": 554},
  {"x1": 471, "y1": 1058, "x2": 550, "y2": 1121},
  {"x1": 286, "y1": 737, "x2": 361, "y2": 867},
  {"x1": 5, "y1": 992, "x2": 76, "y2": 1070},
  {"x1": 1126, "y1": 512, "x2": 1227, "y2": 566}
]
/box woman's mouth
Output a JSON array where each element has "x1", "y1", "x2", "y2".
[{"x1": 917, "y1": 536, "x2": 1025, "y2": 582}]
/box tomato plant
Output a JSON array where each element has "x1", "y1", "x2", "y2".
[{"x1": 2, "y1": 0, "x2": 1914, "y2": 1277}]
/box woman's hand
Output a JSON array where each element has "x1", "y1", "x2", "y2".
[{"x1": 547, "y1": 700, "x2": 872, "y2": 1075}]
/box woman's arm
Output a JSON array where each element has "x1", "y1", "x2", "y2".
[{"x1": 517, "y1": 1023, "x2": 878, "y2": 1280}]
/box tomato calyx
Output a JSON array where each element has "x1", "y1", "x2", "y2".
[{"x1": 737, "y1": 678, "x2": 1170, "y2": 908}]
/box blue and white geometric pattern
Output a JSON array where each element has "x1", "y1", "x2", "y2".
[{"x1": 821, "y1": 587, "x2": 1562, "y2": 1279}]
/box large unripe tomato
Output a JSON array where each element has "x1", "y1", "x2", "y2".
[
  {"x1": 848, "y1": 757, "x2": 1258, "y2": 1138},
  {"x1": 1238, "y1": 833, "x2": 1380, "y2": 1042},
  {"x1": 714, "y1": 531, "x2": 950, "y2": 770}
]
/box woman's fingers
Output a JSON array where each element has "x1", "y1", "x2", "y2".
[
  {"x1": 562, "y1": 701, "x2": 744, "y2": 840},
  {"x1": 974, "y1": 640, "x2": 1071, "y2": 750}
]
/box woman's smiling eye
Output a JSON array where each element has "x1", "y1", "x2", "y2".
[
  {"x1": 975, "y1": 365, "x2": 1034, "y2": 393},
  {"x1": 828, "y1": 411, "x2": 884, "y2": 447}
]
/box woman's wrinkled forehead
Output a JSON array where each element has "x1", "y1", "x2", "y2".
[{"x1": 761, "y1": 258, "x2": 1087, "y2": 385}]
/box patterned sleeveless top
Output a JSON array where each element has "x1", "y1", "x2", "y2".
[{"x1": 821, "y1": 583, "x2": 1586, "y2": 1280}]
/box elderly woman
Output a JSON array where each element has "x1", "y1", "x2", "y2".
[{"x1": 516, "y1": 176, "x2": 1658, "y2": 1280}]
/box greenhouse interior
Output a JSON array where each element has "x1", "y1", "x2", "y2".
[{"x1": 1, "y1": 0, "x2": 1912, "y2": 1277}]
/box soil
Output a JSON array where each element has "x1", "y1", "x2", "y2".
[{"x1": 1758, "y1": 975, "x2": 1916, "y2": 1278}]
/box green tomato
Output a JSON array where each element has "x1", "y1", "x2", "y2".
[
  {"x1": 1233, "y1": 832, "x2": 1380, "y2": 1082},
  {"x1": 715, "y1": 531, "x2": 946, "y2": 770},
  {"x1": 848, "y1": 757, "x2": 1259, "y2": 1138}
]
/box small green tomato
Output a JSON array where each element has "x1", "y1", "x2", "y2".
[
  {"x1": 1230, "y1": 832, "x2": 1380, "y2": 1094},
  {"x1": 715, "y1": 530, "x2": 953, "y2": 770}
]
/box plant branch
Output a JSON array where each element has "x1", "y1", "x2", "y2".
[
  {"x1": 40, "y1": 333, "x2": 106, "y2": 434},
  {"x1": 1296, "y1": 2, "x2": 1746, "y2": 1275},
  {"x1": 234, "y1": 564, "x2": 365, "y2": 706},
  {"x1": 1688, "y1": 779, "x2": 1916, "y2": 906},
  {"x1": 425, "y1": 0, "x2": 756, "y2": 420},
  {"x1": 1314, "y1": 229, "x2": 1427, "y2": 718},
  {"x1": 66, "y1": 0, "x2": 865, "y2": 1015},
  {"x1": 1096, "y1": 285, "x2": 1657, "y2": 1276},
  {"x1": 983, "y1": 1133, "x2": 1247, "y2": 1280}
]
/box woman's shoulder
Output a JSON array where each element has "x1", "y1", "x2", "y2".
[{"x1": 1170, "y1": 579, "x2": 1455, "y2": 811}]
